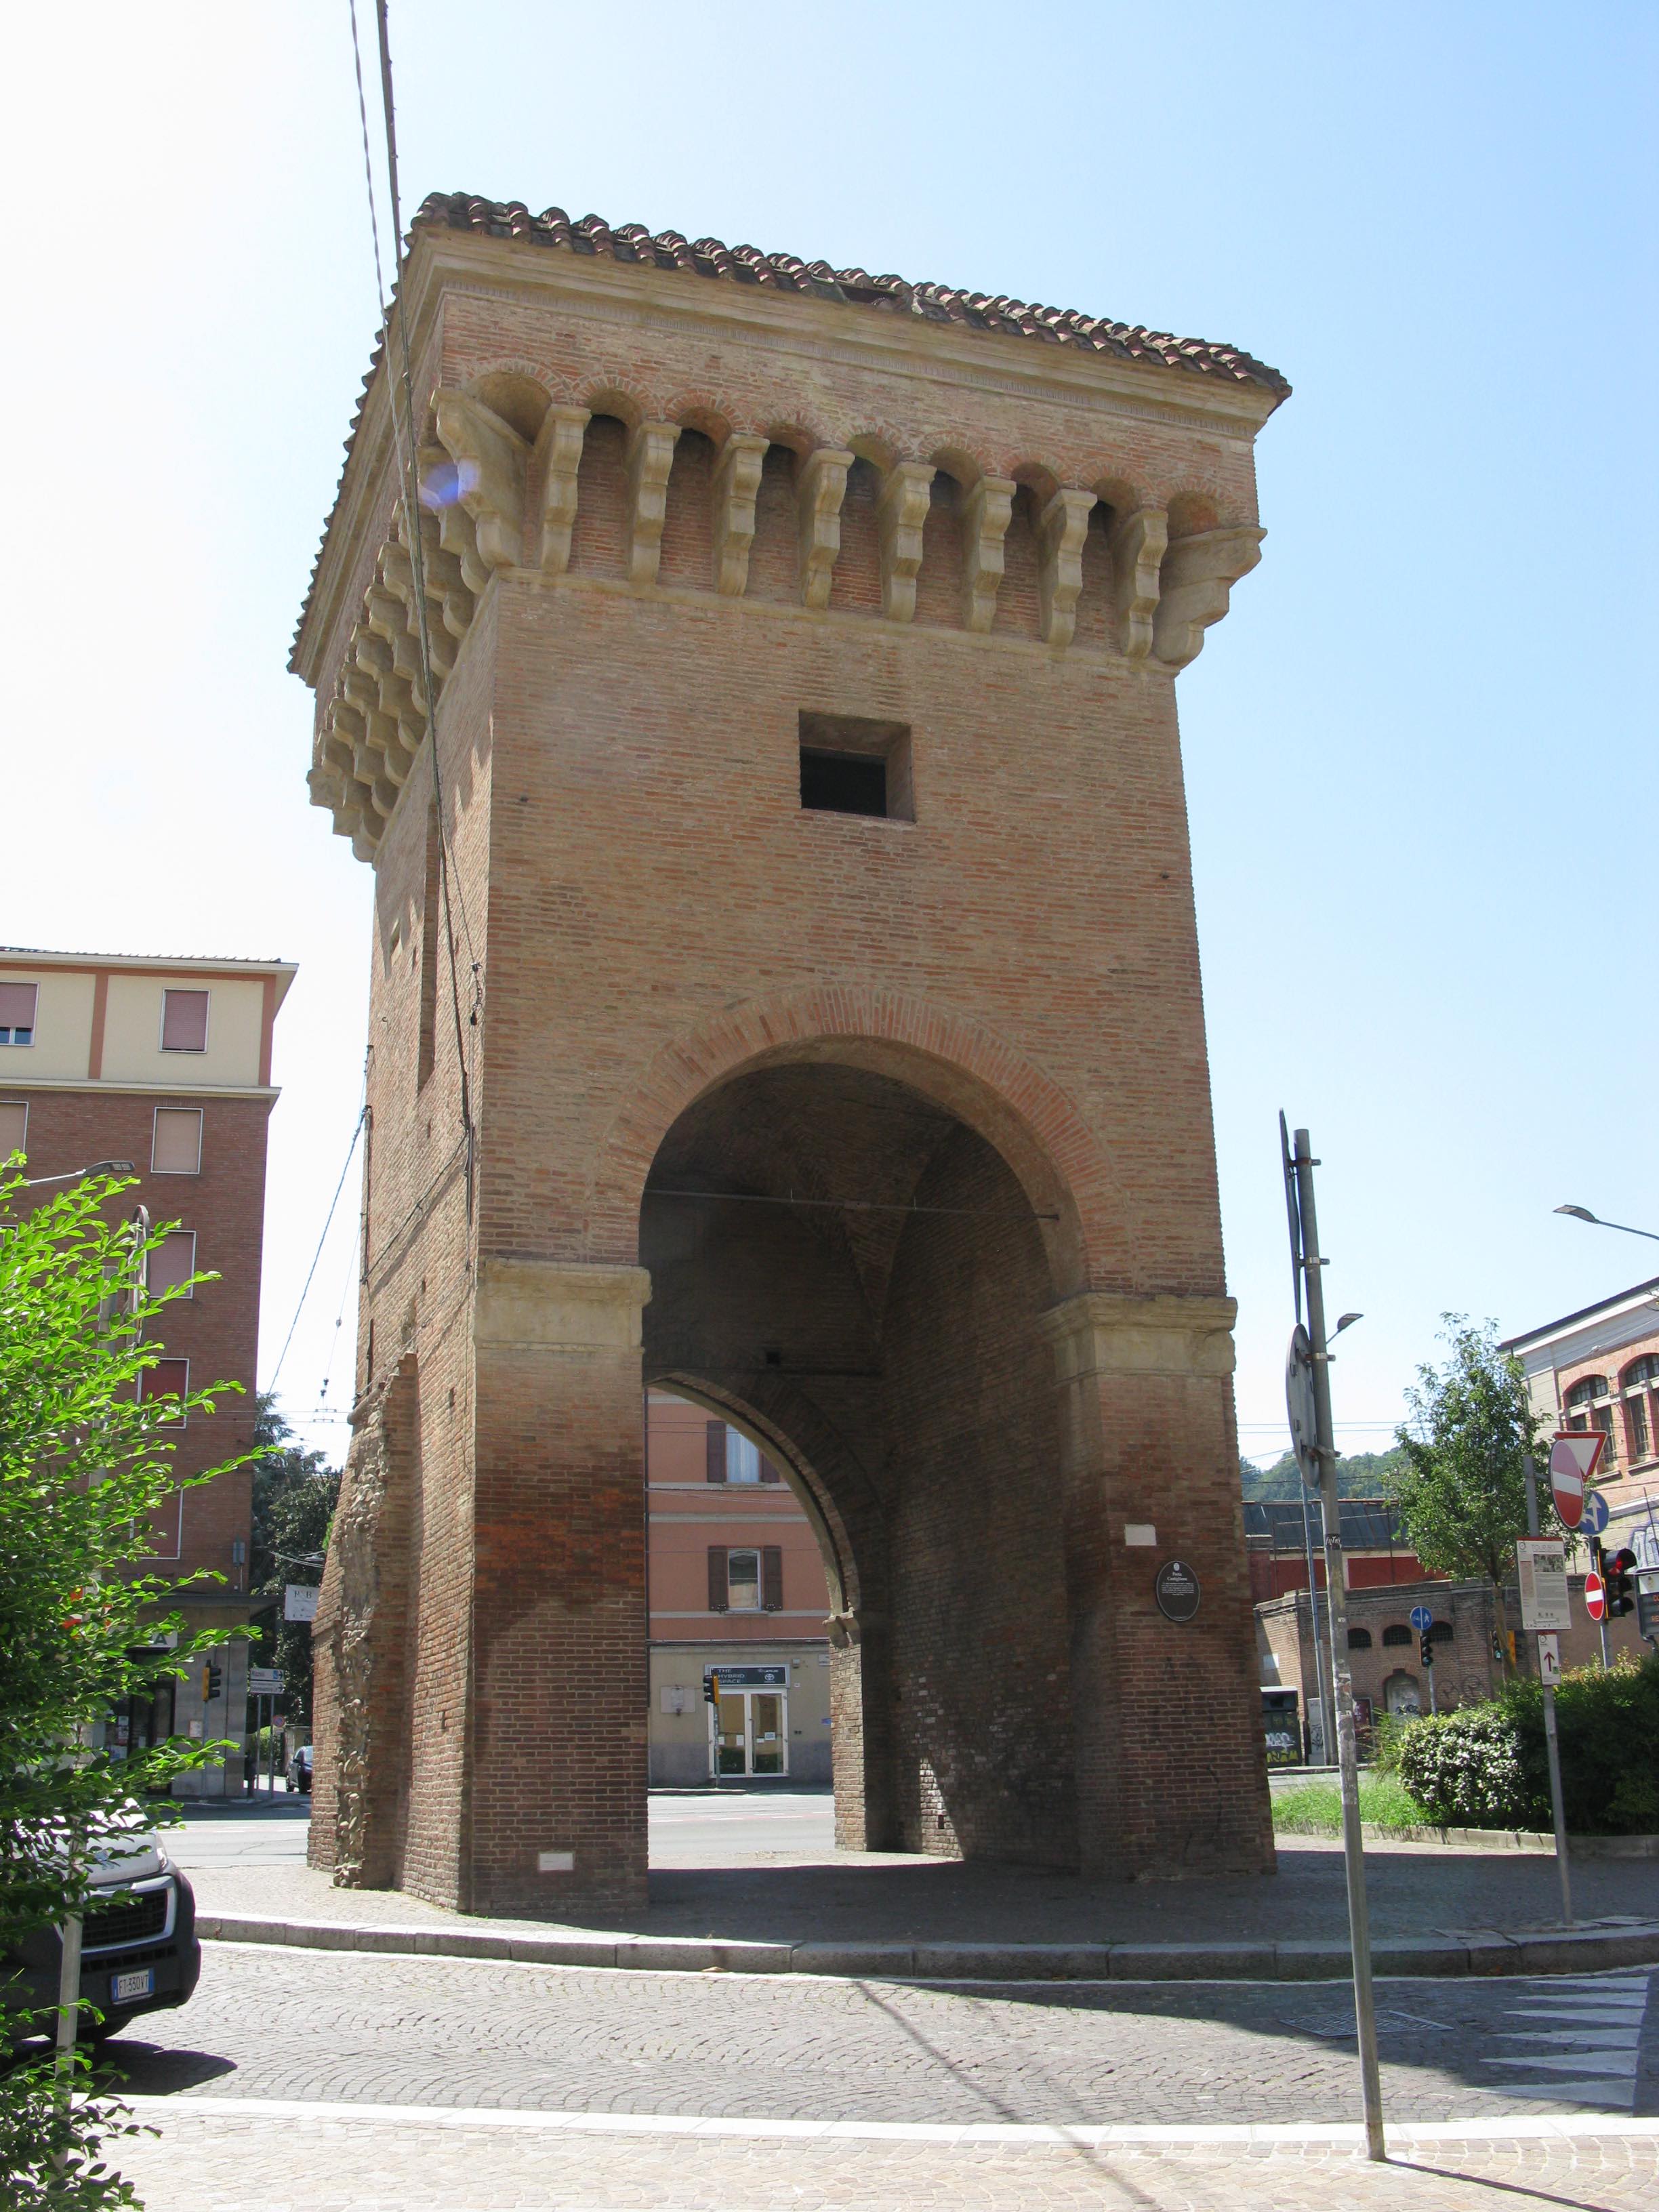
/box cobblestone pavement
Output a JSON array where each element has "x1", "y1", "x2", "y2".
[
  {"x1": 93, "y1": 1946, "x2": 1658, "y2": 2126},
  {"x1": 105, "y1": 2101, "x2": 1659, "y2": 2211}
]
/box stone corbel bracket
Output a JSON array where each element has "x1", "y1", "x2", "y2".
[
  {"x1": 797, "y1": 449, "x2": 854, "y2": 609},
  {"x1": 433, "y1": 390, "x2": 529, "y2": 574},
  {"x1": 877, "y1": 462, "x2": 935, "y2": 623},
  {"x1": 1037, "y1": 488, "x2": 1097, "y2": 647},
  {"x1": 1107, "y1": 506, "x2": 1168, "y2": 660},
  {"x1": 712, "y1": 432, "x2": 769, "y2": 597},
  {"x1": 961, "y1": 476, "x2": 1015, "y2": 633},
  {"x1": 625, "y1": 421, "x2": 682, "y2": 586},
  {"x1": 1039, "y1": 1291, "x2": 1239, "y2": 1383},
  {"x1": 1153, "y1": 526, "x2": 1266, "y2": 670},
  {"x1": 534, "y1": 405, "x2": 591, "y2": 575}
]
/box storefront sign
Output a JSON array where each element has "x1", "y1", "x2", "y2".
[{"x1": 702, "y1": 1664, "x2": 787, "y2": 1688}]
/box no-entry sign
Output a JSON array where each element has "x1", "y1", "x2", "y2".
[
  {"x1": 1548, "y1": 1432, "x2": 1604, "y2": 1528},
  {"x1": 1584, "y1": 1571, "x2": 1606, "y2": 1621}
]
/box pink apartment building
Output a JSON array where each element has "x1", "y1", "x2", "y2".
[{"x1": 647, "y1": 1390, "x2": 832, "y2": 1784}]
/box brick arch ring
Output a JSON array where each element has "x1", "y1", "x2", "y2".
[{"x1": 585, "y1": 985, "x2": 1130, "y2": 1298}]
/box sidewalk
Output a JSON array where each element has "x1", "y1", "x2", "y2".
[
  {"x1": 109, "y1": 2100, "x2": 1659, "y2": 2210},
  {"x1": 186, "y1": 1839, "x2": 1659, "y2": 1982}
]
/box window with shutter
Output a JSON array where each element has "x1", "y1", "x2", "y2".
[
  {"x1": 762, "y1": 1547, "x2": 783, "y2": 1612},
  {"x1": 161, "y1": 989, "x2": 210, "y2": 1052},
  {"x1": 152, "y1": 1107, "x2": 203, "y2": 1174},
  {"x1": 707, "y1": 1547, "x2": 729, "y2": 1611},
  {"x1": 726, "y1": 1549, "x2": 760, "y2": 1609},
  {"x1": 726, "y1": 1430, "x2": 761, "y2": 1482},
  {"x1": 148, "y1": 1229, "x2": 197, "y2": 1298},
  {"x1": 0, "y1": 982, "x2": 37, "y2": 1046},
  {"x1": 705, "y1": 1420, "x2": 727, "y2": 1483},
  {"x1": 760, "y1": 1454, "x2": 780, "y2": 1484},
  {"x1": 140, "y1": 1358, "x2": 190, "y2": 1429}
]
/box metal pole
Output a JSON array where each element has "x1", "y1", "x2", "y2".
[
  {"x1": 53, "y1": 1829, "x2": 85, "y2": 2180},
  {"x1": 1298, "y1": 1496, "x2": 1328, "y2": 1763},
  {"x1": 1522, "y1": 1454, "x2": 1573, "y2": 1927},
  {"x1": 1292, "y1": 1129, "x2": 1385, "y2": 2161},
  {"x1": 1591, "y1": 1539, "x2": 1612, "y2": 1672}
]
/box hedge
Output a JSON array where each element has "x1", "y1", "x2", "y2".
[{"x1": 1393, "y1": 1650, "x2": 1659, "y2": 1835}]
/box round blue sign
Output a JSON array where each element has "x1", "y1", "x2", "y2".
[
  {"x1": 1408, "y1": 1604, "x2": 1434, "y2": 1632},
  {"x1": 1582, "y1": 1489, "x2": 1610, "y2": 1536}
]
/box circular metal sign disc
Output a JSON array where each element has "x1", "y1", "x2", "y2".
[{"x1": 1284, "y1": 1325, "x2": 1319, "y2": 1488}]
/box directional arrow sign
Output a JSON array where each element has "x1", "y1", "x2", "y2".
[
  {"x1": 1548, "y1": 1431, "x2": 1604, "y2": 1529},
  {"x1": 1584, "y1": 1570, "x2": 1605, "y2": 1622},
  {"x1": 1581, "y1": 1489, "x2": 1610, "y2": 1538}
]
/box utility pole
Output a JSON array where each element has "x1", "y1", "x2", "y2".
[
  {"x1": 1288, "y1": 1124, "x2": 1385, "y2": 2162},
  {"x1": 1521, "y1": 1454, "x2": 1574, "y2": 1927}
]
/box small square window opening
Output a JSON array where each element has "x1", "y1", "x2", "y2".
[
  {"x1": 0, "y1": 1101, "x2": 26, "y2": 1158},
  {"x1": 0, "y1": 981, "x2": 38, "y2": 1046},
  {"x1": 161, "y1": 989, "x2": 210, "y2": 1053},
  {"x1": 140, "y1": 1357, "x2": 190, "y2": 1429},
  {"x1": 798, "y1": 713, "x2": 913, "y2": 821}
]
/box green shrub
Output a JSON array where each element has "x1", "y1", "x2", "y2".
[
  {"x1": 1394, "y1": 1705, "x2": 1529, "y2": 1828},
  {"x1": 1393, "y1": 1652, "x2": 1659, "y2": 1834}
]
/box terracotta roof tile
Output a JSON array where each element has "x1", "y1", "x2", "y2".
[{"x1": 291, "y1": 195, "x2": 1288, "y2": 666}]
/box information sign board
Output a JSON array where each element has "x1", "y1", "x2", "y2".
[
  {"x1": 1515, "y1": 1538, "x2": 1571, "y2": 1632},
  {"x1": 701, "y1": 1664, "x2": 787, "y2": 1689},
  {"x1": 1154, "y1": 1559, "x2": 1202, "y2": 1623},
  {"x1": 284, "y1": 1584, "x2": 320, "y2": 1622},
  {"x1": 248, "y1": 1667, "x2": 285, "y2": 1696}
]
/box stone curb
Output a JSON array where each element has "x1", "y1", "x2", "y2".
[{"x1": 196, "y1": 1913, "x2": 1659, "y2": 1982}]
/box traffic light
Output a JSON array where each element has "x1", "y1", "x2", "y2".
[
  {"x1": 200, "y1": 1660, "x2": 223, "y2": 1704},
  {"x1": 703, "y1": 1673, "x2": 718, "y2": 1707},
  {"x1": 1605, "y1": 1549, "x2": 1638, "y2": 1618},
  {"x1": 1418, "y1": 1632, "x2": 1434, "y2": 1671}
]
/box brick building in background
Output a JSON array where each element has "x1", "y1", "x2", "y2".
[
  {"x1": 1505, "y1": 1279, "x2": 1659, "y2": 1572},
  {"x1": 0, "y1": 947, "x2": 294, "y2": 1795},
  {"x1": 295, "y1": 192, "x2": 1288, "y2": 1914},
  {"x1": 647, "y1": 1391, "x2": 832, "y2": 1784}
]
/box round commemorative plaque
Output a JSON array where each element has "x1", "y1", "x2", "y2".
[{"x1": 1154, "y1": 1558, "x2": 1201, "y2": 1624}]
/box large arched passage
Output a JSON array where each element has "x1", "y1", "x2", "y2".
[{"x1": 640, "y1": 1054, "x2": 1082, "y2": 1867}]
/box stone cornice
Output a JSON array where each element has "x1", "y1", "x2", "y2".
[{"x1": 1039, "y1": 1292, "x2": 1238, "y2": 1381}]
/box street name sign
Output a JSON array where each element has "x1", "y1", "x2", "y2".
[
  {"x1": 1581, "y1": 1489, "x2": 1610, "y2": 1538},
  {"x1": 1584, "y1": 1570, "x2": 1605, "y2": 1621},
  {"x1": 248, "y1": 1667, "x2": 285, "y2": 1696},
  {"x1": 1408, "y1": 1605, "x2": 1433, "y2": 1633},
  {"x1": 1547, "y1": 1433, "x2": 1604, "y2": 1529},
  {"x1": 1516, "y1": 1537, "x2": 1571, "y2": 1632}
]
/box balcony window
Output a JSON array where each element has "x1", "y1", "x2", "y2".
[{"x1": 161, "y1": 990, "x2": 209, "y2": 1053}]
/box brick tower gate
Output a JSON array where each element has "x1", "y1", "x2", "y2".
[{"x1": 294, "y1": 194, "x2": 1289, "y2": 1916}]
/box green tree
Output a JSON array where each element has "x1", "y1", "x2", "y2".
[
  {"x1": 247, "y1": 1396, "x2": 338, "y2": 1729},
  {"x1": 0, "y1": 1165, "x2": 247, "y2": 2203},
  {"x1": 1388, "y1": 1315, "x2": 1555, "y2": 1670}
]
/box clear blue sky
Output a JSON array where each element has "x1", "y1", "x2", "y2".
[{"x1": 5, "y1": 3, "x2": 1654, "y2": 1465}]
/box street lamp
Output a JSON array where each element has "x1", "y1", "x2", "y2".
[
  {"x1": 22, "y1": 1160, "x2": 136, "y2": 1187},
  {"x1": 1554, "y1": 1205, "x2": 1659, "y2": 1246}
]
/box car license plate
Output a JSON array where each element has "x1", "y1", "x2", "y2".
[{"x1": 111, "y1": 1969, "x2": 154, "y2": 2004}]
